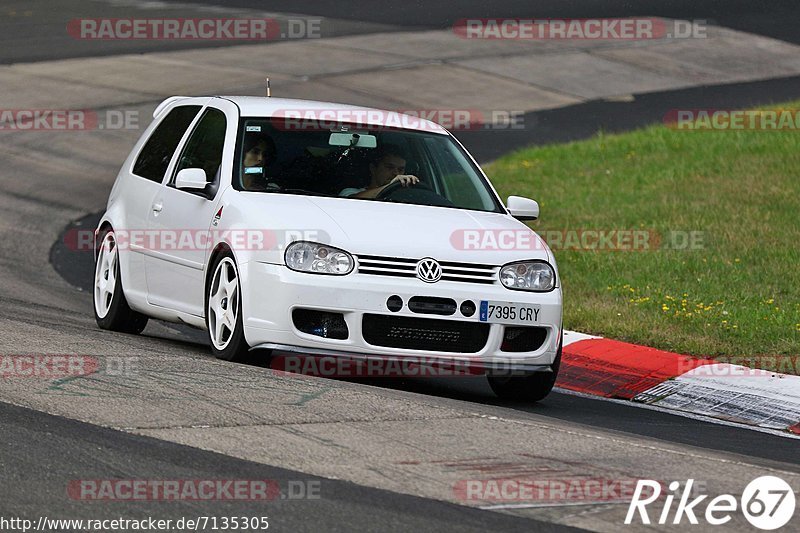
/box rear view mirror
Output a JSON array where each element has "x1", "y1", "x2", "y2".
[
  {"x1": 507, "y1": 195, "x2": 539, "y2": 221},
  {"x1": 329, "y1": 132, "x2": 377, "y2": 148},
  {"x1": 175, "y1": 168, "x2": 208, "y2": 190}
]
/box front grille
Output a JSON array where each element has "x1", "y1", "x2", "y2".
[
  {"x1": 362, "y1": 314, "x2": 490, "y2": 353},
  {"x1": 357, "y1": 254, "x2": 498, "y2": 285}
]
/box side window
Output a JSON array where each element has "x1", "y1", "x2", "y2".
[
  {"x1": 172, "y1": 108, "x2": 227, "y2": 185},
  {"x1": 133, "y1": 106, "x2": 201, "y2": 182}
]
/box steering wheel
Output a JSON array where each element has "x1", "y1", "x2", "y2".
[
  {"x1": 376, "y1": 179, "x2": 433, "y2": 199},
  {"x1": 375, "y1": 179, "x2": 455, "y2": 207}
]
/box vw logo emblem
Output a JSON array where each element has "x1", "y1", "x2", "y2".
[{"x1": 416, "y1": 258, "x2": 442, "y2": 283}]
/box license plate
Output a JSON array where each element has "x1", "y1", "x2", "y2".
[{"x1": 479, "y1": 301, "x2": 541, "y2": 325}]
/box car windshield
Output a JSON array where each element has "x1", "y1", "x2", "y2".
[{"x1": 234, "y1": 117, "x2": 504, "y2": 213}]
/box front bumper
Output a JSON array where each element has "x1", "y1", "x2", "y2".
[{"x1": 240, "y1": 262, "x2": 562, "y2": 368}]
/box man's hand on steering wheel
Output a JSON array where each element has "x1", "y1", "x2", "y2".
[
  {"x1": 388, "y1": 174, "x2": 419, "y2": 188},
  {"x1": 353, "y1": 174, "x2": 425, "y2": 199},
  {"x1": 375, "y1": 175, "x2": 433, "y2": 200}
]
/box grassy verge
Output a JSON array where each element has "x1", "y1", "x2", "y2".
[{"x1": 485, "y1": 103, "x2": 800, "y2": 371}]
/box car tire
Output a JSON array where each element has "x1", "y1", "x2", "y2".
[
  {"x1": 93, "y1": 228, "x2": 149, "y2": 334},
  {"x1": 487, "y1": 332, "x2": 562, "y2": 402},
  {"x1": 205, "y1": 250, "x2": 250, "y2": 362}
]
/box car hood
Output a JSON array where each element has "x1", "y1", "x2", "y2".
[
  {"x1": 310, "y1": 197, "x2": 551, "y2": 264},
  {"x1": 231, "y1": 193, "x2": 552, "y2": 265}
]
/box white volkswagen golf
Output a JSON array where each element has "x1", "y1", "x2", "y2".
[{"x1": 94, "y1": 95, "x2": 562, "y2": 401}]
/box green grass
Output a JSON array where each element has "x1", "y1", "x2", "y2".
[{"x1": 485, "y1": 103, "x2": 800, "y2": 371}]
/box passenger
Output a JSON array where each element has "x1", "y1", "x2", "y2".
[
  {"x1": 340, "y1": 144, "x2": 420, "y2": 198},
  {"x1": 241, "y1": 134, "x2": 276, "y2": 190}
]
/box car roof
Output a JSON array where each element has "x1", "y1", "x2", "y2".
[{"x1": 157, "y1": 95, "x2": 449, "y2": 135}]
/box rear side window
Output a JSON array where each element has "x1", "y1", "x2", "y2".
[
  {"x1": 133, "y1": 105, "x2": 201, "y2": 182},
  {"x1": 172, "y1": 108, "x2": 227, "y2": 184}
]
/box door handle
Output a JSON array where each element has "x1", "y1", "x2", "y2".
[{"x1": 152, "y1": 202, "x2": 163, "y2": 213}]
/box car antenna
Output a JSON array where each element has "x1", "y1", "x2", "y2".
[{"x1": 265, "y1": 77, "x2": 271, "y2": 97}]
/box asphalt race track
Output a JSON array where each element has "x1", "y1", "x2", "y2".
[
  {"x1": 2, "y1": 1, "x2": 800, "y2": 532},
  {"x1": 183, "y1": 0, "x2": 800, "y2": 45},
  {"x1": 4, "y1": 0, "x2": 800, "y2": 64},
  {"x1": 1, "y1": 402, "x2": 579, "y2": 533}
]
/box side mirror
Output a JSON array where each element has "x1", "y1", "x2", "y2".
[
  {"x1": 506, "y1": 196, "x2": 539, "y2": 221},
  {"x1": 175, "y1": 168, "x2": 208, "y2": 190}
]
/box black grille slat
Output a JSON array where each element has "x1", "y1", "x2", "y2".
[
  {"x1": 358, "y1": 255, "x2": 417, "y2": 263},
  {"x1": 441, "y1": 276, "x2": 495, "y2": 284},
  {"x1": 362, "y1": 314, "x2": 489, "y2": 353},
  {"x1": 358, "y1": 268, "x2": 417, "y2": 277},
  {"x1": 440, "y1": 271, "x2": 496, "y2": 279},
  {"x1": 439, "y1": 260, "x2": 497, "y2": 269}
]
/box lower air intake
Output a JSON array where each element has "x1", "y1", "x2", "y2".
[
  {"x1": 501, "y1": 326, "x2": 548, "y2": 352},
  {"x1": 362, "y1": 314, "x2": 489, "y2": 353},
  {"x1": 293, "y1": 309, "x2": 349, "y2": 340}
]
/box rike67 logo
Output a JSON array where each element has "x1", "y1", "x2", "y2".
[{"x1": 626, "y1": 477, "x2": 796, "y2": 530}]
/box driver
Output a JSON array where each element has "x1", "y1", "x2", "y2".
[
  {"x1": 241, "y1": 133, "x2": 276, "y2": 190},
  {"x1": 340, "y1": 144, "x2": 420, "y2": 198}
]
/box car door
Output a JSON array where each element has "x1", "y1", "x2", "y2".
[
  {"x1": 145, "y1": 100, "x2": 237, "y2": 316},
  {"x1": 122, "y1": 104, "x2": 203, "y2": 302}
]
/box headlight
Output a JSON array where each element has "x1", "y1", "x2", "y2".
[
  {"x1": 499, "y1": 261, "x2": 555, "y2": 292},
  {"x1": 285, "y1": 241, "x2": 354, "y2": 275}
]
